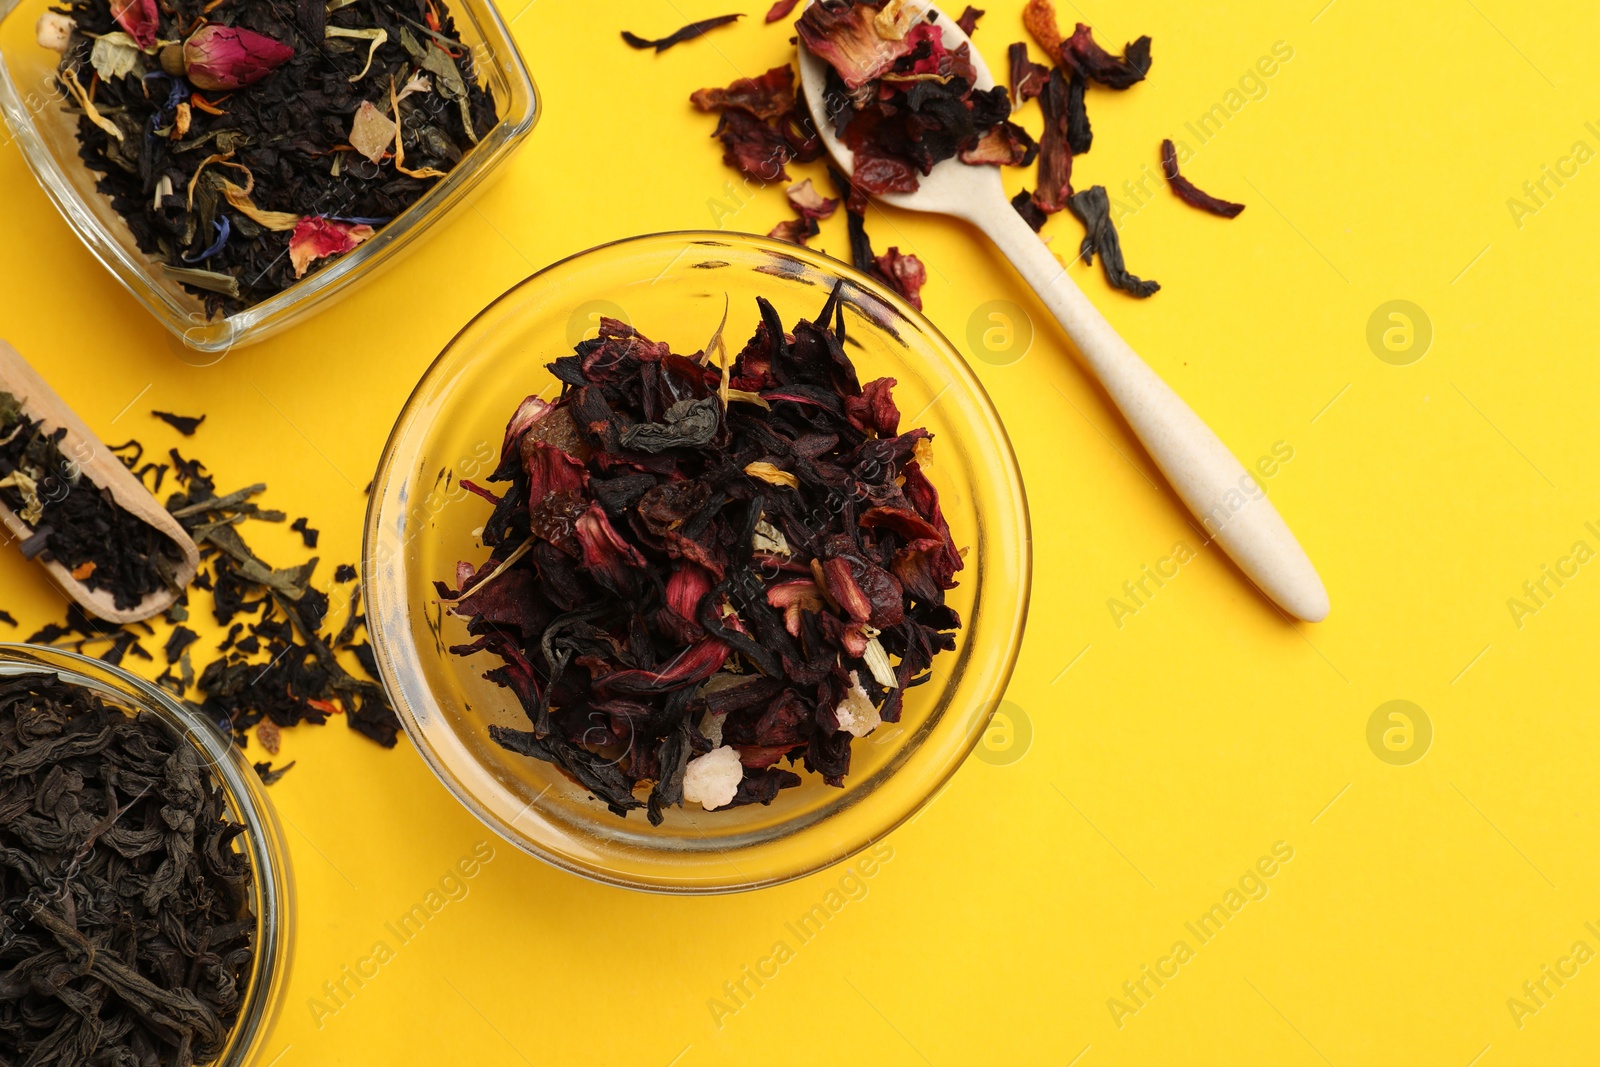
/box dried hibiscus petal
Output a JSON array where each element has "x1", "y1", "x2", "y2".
[
  {"x1": 1063, "y1": 22, "x2": 1152, "y2": 90},
  {"x1": 712, "y1": 109, "x2": 792, "y2": 182},
  {"x1": 690, "y1": 64, "x2": 796, "y2": 122},
  {"x1": 182, "y1": 25, "x2": 295, "y2": 92},
  {"x1": 955, "y1": 6, "x2": 984, "y2": 36},
  {"x1": 874, "y1": 247, "x2": 927, "y2": 311},
  {"x1": 796, "y1": 0, "x2": 917, "y2": 89},
  {"x1": 1008, "y1": 42, "x2": 1051, "y2": 103},
  {"x1": 766, "y1": 0, "x2": 802, "y2": 23},
  {"x1": 1161, "y1": 139, "x2": 1245, "y2": 218},
  {"x1": 1068, "y1": 185, "x2": 1160, "y2": 298},
  {"x1": 959, "y1": 122, "x2": 1038, "y2": 167},
  {"x1": 1032, "y1": 68, "x2": 1076, "y2": 213}
]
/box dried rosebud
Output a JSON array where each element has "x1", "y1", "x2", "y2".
[
  {"x1": 182, "y1": 25, "x2": 294, "y2": 92},
  {"x1": 288, "y1": 216, "x2": 374, "y2": 279},
  {"x1": 35, "y1": 11, "x2": 74, "y2": 53},
  {"x1": 109, "y1": 0, "x2": 158, "y2": 50}
]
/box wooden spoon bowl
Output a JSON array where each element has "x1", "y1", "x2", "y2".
[{"x1": 0, "y1": 341, "x2": 198, "y2": 624}]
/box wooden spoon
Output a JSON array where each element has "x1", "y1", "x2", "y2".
[
  {"x1": 796, "y1": 2, "x2": 1330, "y2": 622},
  {"x1": 0, "y1": 341, "x2": 198, "y2": 623}
]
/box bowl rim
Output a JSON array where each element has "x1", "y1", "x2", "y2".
[
  {"x1": 0, "y1": 642, "x2": 294, "y2": 1064},
  {"x1": 363, "y1": 229, "x2": 1033, "y2": 893},
  {"x1": 0, "y1": 0, "x2": 539, "y2": 352}
]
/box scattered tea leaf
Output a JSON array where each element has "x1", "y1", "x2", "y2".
[
  {"x1": 255, "y1": 759, "x2": 296, "y2": 784},
  {"x1": 291, "y1": 516, "x2": 320, "y2": 548},
  {"x1": 622, "y1": 13, "x2": 743, "y2": 53},
  {"x1": 153, "y1": 409, "x2": 206, "y2": 435}
]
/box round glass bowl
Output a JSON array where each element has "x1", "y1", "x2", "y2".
[
  {"x1": 365, "y1": 232, "x2": 1031, "y2": 893},
  {"x1": 0, "y1": 644, "x2": 293, "y2": 1064}
]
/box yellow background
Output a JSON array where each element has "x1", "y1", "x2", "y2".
[{"x1": 2, "y1": 0, "x2": 1598, "y2": 1062}]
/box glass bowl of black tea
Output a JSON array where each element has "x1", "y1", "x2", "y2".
[
  {"x1": 0, "y1": 0, "x2": 537, "y2": 351},
  {"x1": 0, "y1": 643, "x2": 293, "y2": 1064},
  {"x1": 365, "y1": 232, "x2": 1031, "y2": 893}
]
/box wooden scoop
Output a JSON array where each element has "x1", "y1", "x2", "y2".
[
  {"x1": 796, "y1": 1, "x2": 1329, "y2": 621},
  {"x1": 0, "y1": 341, "x2": 199, "y2": 623}
]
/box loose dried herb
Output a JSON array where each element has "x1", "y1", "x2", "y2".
[
  {"x1": 1061, "y1": 22, "x2": 1151, "y2": 90},
  {"x1": 767, "y1": 177, "x2": 839, "y2": 246},
  {"x1": 48, "y1": 0, "x2": 498, "y2": 317},
  {"x1": 692, "y1": 65, "x2": 820, "y2": 184},
  {"x1": 16, "y1": 416, "x2": 400, "y2": 758},
  {"x1": 765, "y1": 0, "x2": 801, "y2": 22},
  {"x1": 444, "y1": 287, "x2": 962, "y2": 823},
  {"x1": 1068, "y1": 185, "x2": 1160, "y2": 298},
  {"x1": 290, "y1": 516, "x2": 320, "y2": 548},
  {"x1": 1031, "y1": 67, "x2": 1076, "y2": 213},
  {"x1": 1008, "y1": 41, "x2": 1050, "y2": 103},
  {"x1": 0, "y1": 673, "x2": 255, "y2": 1065},
  {"x1": 1161, "y1": 139, "x2": 1245, "y2": 218},
  {"x1": 0, "y1": 391, "x2": 187, "y2": 610},
  {"x1": 151, "y1": 410, "x2": 205, "y2": 436},
  {"x1": 622, "y1": 14, "x2": 743, "y2": 52},
  {"x1": 801, "y1": 0, "x2": 1017, "y2": 202},
  {"x1": 829, "y1": 166, "x2": 928, "y2": 308},
  {"x1": 1011, "y1": 188, "x2": 1048, "y2": 232},
  {"x1": 1023, "y1": 1, "x2": 1150, "y2": 89}
]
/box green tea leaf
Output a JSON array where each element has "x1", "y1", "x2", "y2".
[
  {"x1": 161, "y1": 264, "x2": 241, "y2": 298},
  {"x1": 420, "y1": 42, "x2": 477, "y2": 144}
]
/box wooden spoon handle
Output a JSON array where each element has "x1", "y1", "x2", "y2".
[{"x1": 965, "y1": 199, "x2": 1330, "y2": 622}]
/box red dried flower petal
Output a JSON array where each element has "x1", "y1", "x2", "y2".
[
  {"x1": 874, "y1": 247, "x2": 927, "y2": 311},
  {"x1": 1007, "y1": 42, "x2": 1051, "y2": 103},
  {"x1": 796, "y1": 0, "x2": 917, "y2": 89},
  {"x1": 1062, "y1": 22, "x2": 1151, "y2": 89},
  {"x1": 712, "y1": 109, "x2": 792, "y2": 183},
  {"x1": 287, "y1": 216, "x2": 372, "y2": 279},
  {"x1": 844, "y1": 378, "x2": 901, "y2": 437},
  {"x1": 690, "y1": 65, "x2": 795, "y2": 121},
  {"x1": 110, "y1": 0, "x2": 159, "y2": 50}
]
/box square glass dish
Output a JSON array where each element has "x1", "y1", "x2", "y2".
[{"x1": 0, "y1": 0, "x2": 537, "y2": 351}]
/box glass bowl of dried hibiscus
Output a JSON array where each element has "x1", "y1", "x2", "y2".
[
  {"x1": 365, "y1": 232, "x2": 1030, "y2": 893},
  {"x1": 0, "y1": 0, "x2": 536, "y2": 352}
]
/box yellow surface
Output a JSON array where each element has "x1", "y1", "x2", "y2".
[{"x1": 2, "y1": 0, "x2": 1598, "y2": 1063}]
